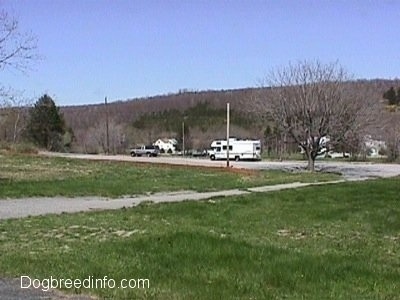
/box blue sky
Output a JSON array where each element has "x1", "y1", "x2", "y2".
[{"x1": 1, "y1": 0, "x2": 399, "y2": 106}]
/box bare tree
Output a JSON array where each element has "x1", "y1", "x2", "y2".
[
  {"x1": 0, "y1": 9, "x2": 38, "y2": 146},
  {"x1": 85, "y1": 119, "x2": 126, "y2": 154},
  {"x1": 261, "y1": 60, "x2": 375, "y2": 171},
  {"x1": 382, "y1": 113, "x2": 400, "y2": 162},
  {"x1": 0, "y1": 90, "x2": 32, "y2": 143},
  {"x1": 0, "y1": 10, "x2": 38, "y2": 72},
  {"x1": 329, "y1": 81, "x2": 379, "y2": 157}
]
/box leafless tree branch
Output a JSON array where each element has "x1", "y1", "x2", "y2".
[{"x1": 0, "y1": 10, "x2": 38, "y2": 73}]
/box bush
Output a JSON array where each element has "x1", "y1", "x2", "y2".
[
  {"x1": 386, "y1": 143, "x2": 400, "y2": 162},
  {"x1": 0, "y1": 142, "x2": 38, "y2": 155}
]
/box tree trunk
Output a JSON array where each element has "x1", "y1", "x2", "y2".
[
  {"x1": 307, "y1": 153, "x2": 315, "y2": 172},
  {"x1": 12, "y1": 110, "x2": 20, "y2": 143}
]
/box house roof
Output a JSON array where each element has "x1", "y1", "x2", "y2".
[{"x1": 155, "y1": 138, "x2": 178, "y2": 144}]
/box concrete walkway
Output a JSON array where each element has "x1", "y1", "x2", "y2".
[{"x1": 0, "y1": 180, "x2": 345, "y2": 220}]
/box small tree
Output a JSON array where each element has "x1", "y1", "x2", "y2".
[
  {"x1": 0, "y1": 90, "x2": 32, "y2": 143},
  {"x1": 382, "y1": 108, "x2": 400, "y2": 162},
  {"x1": 383, "y1": 87, "x2": 398, "y2": 106},
  {"x1": 385, "y1": 120, "x2": 400, "y2": 162},
  {"x1": 27, "y1": 94, "x2": 65, "y2": 151}
]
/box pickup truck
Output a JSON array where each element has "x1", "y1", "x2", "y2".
[{"x1": 130, "y1": 145, "x2": 160, "y2": 157}]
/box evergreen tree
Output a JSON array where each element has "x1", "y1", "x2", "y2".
[
  {"x1": 396, "y1": 87, "x2": 400, "y2": 106},
  {"x1": 27, "y1": 94, "x2": 66, "y2": 151},
  {"x1": 383, "y1": 87, "x2": 397, "y2": 105}
]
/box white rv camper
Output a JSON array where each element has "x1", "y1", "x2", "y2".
[{"x1": 209, "y1": 138, "x2": 262, "y2": 161}]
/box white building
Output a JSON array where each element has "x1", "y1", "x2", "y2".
[
  {"x1": 364, "y1": 135, "x2": 386, "y2": 157},
  {"x1": 153, "y1": 138, "x2": 178, "y2": 153}
]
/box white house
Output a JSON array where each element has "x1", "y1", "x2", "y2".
[
  {"x1": 364, "y1": 135, "x2": 386, "y2": 157},
  {"x1": 153, "y1": 138, "x2": 178, "y2": 153},
  {"x1": 298, "y1": 135, "x2": 386, "y2": 158}
]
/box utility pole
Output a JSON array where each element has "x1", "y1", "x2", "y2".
[
  {"x1": 105, "y1": 96, "x2": 110, "y2": 155},
  {"x1": 226, "y1": 102, "x2": 230, "y2": 167},
  {"x1": 182, "y1": 120, "x2": 185, "y2": 157}
]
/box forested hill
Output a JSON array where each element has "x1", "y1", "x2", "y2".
[
  {"x1": 61, "y1": 87, "x2": 257, "y2": 132},
  {"x1": 61, "y1": 79, "x2": 399, "y2": 153},
  {"x1": 61, "y1": 87, "x2": 261, "y2": 152}
]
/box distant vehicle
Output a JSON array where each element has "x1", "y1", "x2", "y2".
[
  {"x1": 209, "y1": 138, "x2": 262, "y2": 161},
  {"x1": 130, "y1": 145, "x2": 160, "y2": 157},
  {"x1": 191, "y1": 149, "x2": 208, "y2": 157},
  {"x1": 326, "y1": 151, "x2": 350, "y2": 158}
]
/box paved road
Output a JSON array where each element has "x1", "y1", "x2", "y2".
[
  {"x1": 0, "y1": 278, "x2": 96, "y2": 300},
  {"x1": 1, "y1": 152, "x2": 108, "y2": 298},
  {"x1": 42, "y1": 152, "x2": 400, "y2": 180}
]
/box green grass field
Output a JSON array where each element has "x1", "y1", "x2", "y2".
[
  {"x1": 0, "y1": 175, "x2": 399, "y2": 299},
  {"x1": 0, "y1": 154, "x2": 339, "y2": 198}
]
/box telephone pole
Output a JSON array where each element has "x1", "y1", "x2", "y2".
[
  {"x1": 226, "y1": 102, "x2": 230, "y2": 167},
  {"x1": 105, "y1": 96, "x2": 110, "y2": 155},
  {"x1": 182, "y1": 120, "x2": 185, "y2": 157}
]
